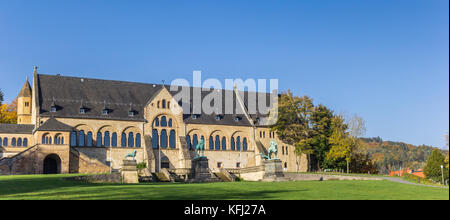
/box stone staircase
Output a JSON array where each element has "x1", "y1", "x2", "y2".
[
  {"x1": 215, "y1": 168, "x2": 235, "y2": 182},
  {"x1": 144, "y1": 135, "x2": 156, "y2": 172},
  {"x1": 155, "y1": 168, "x2": 172, "y2": 182},
  {"x1": 0, "y1": 145, "x2": 39, "y2": 174}
]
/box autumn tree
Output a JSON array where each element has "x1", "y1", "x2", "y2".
[
  {"x1": 0, "y1": 98, "x2": 18, "y2": 124},
  {"x1": 326, "y1": 114, "x2": 355, "y2": 173},
  {"x1": 271, "y1": 90, "x2": 315, "y2": 171}
]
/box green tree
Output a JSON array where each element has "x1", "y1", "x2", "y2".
[
  {"x1": 271, "y1": 90, "x2": 315, "y2": 171},
  {"x1": 310, "y1": 104, "x2": 334, "y2": 170},
  {"x1": 326, "y1": 115, "x2": 355, "y2": 173},
  {"x1": 424, "y1": 148, "x2": 449, "y2": 184},
  {"x1": 0, "y1": 89, "x2": 3, "y2": 104}
]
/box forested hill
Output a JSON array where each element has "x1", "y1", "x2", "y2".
[{"x1": 357, "y1": 137, "x2": 448, "y2": 174}]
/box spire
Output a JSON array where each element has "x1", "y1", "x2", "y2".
[
  {"x1": 33, "y1": 66, "x2": 38, "y2": 74},
  {"x1": 18, "y1": 77, "x2": 32, "y2": 97}
]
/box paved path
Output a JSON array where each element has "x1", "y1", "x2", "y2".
[{"x1": 383, "y1": 177, "x2": 448, "y2": 189}]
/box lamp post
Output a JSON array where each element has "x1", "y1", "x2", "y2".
[{"x1": 441, "y1": 165, "x2": 444, "y2": 185}]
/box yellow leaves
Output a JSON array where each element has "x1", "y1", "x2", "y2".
[{"x1": 0, "y1": 98, "x2": 17, "y2": 124}]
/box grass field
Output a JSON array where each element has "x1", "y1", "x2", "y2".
[{"x1": 0, "y1": 174, "x2": 448, "y2": 200}]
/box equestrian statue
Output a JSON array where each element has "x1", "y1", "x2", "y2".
[
  {"x1": 259, "y1": 139, "x2": 279, "y2": 160},
  {"x1": 195, "y1": 138, "x2": 206, "y2": 158}
]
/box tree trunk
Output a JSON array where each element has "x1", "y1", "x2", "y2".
[{"x1": 347, "y1": 160, "x2": 349, "y2": 174}]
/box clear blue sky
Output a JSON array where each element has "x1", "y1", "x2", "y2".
[{"x1": 0, "y1": 0, "x2": 448, "y2": 148}]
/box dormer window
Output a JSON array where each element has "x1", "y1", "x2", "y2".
[
  {"x1": 50, "y1": 106, "x2": 56, "y2": 112},
  {"x1": 192, "y1": 115, "x2": 198, "y2": 119},
  {"x1": 234, "y1": 116, "x2": 241, "y2": 122},
  {"x1": 129, "y1": 111, "x2": 135, "y2": 117},
  {"x1": 215, "y1": 115, "x2": 223, "y2": 121},
  {"x1": 80, "y1": 108, "x2": 86, "y2": 114},
  {"x1": 102, "y1": 109, "x2": 109, "y2": 115}
]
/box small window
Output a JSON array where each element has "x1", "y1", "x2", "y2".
[
  {"x1": 234, "y1": 116, "x2": 240, "y2": 122},
  {"x1": 236, "y1": 162, "x2": 240, "y2": 168},
  {"x1": 25, "y1": 102, "x2": 29, "y2": 107},
  {"x1": 102, "y1": 109, "x2": 109, "y2": 115},
  {"x1": 192, "y1": 115, "x2": 198, "y2": 119},
  {"x1": 80, "y1": 108, "x2": 86, "y2": 114},
  {"x1": 51, "y1": 106, "x2": 56, "y2": 112},
  {"x1": 215, "y1": 115, "x2": 222, "y2": 121},
  {"x1": 129, "y1": 111, "x2": 135, "y2": 117},
  {"x1": 217, "y1": 162, "x2": 222, "y2": 168}
]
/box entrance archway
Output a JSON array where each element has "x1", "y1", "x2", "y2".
[{"x1": 43, "y1": 154, "x2": 61, "y2": 174}]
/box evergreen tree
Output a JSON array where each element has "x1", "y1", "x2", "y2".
[{"x1": 424, "y1": 148, "x2": 449, "y2": 183}]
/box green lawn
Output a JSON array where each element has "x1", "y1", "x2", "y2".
[{"x1": 0, "y1": 174, "x2": 448, "y2": 200}]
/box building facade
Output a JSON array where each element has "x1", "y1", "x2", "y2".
[{"x1": 0, "y1": 68, "x2": 307, "y2": 176}]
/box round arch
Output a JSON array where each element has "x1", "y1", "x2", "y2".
[{"x1": 43, "y1": 154, "x2": 61, "y2": 174}]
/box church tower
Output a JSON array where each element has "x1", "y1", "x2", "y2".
[{"x1": 17, "y1": 75, "x2": 32, "y2": 124}]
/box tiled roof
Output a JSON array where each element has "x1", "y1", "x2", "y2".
[
  {"x1": 36, "y1": 118, "x2": 73, "y2": 132},
  {"x1": 0, "y1": 124, "x2": 34, "y2": 134}
]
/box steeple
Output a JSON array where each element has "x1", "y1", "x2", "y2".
[{"x1": 18, "y1": 77, "x2": 32, "y2": 98}]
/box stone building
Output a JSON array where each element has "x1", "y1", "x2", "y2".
[{"x1": 0, "y1": 67, "x2": 307, "y2": 177}]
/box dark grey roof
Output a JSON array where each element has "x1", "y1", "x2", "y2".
[
  {"x1": 36, "y1": 118, "x2": 73, "y2": 132},
  {"x1": 0, "y1": 124, "x2": 34, "y2": 134},
  {"x1": 37, "y1": 74, "x2": 273, "y2": 126}
]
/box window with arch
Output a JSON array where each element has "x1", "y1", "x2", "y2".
[
  {"x1": 55, "y1": 135, "x2": 63, "y2": 145},
  {"x1": 112, "y1": 132, "x2": 117, "y2": 147},
  {"x1": 70, "y1": 131, "x2": 77, "y2": 146},
  {"x1": 96, "y1": 132, "x2": 102, "y2": 147},
  {"x1": 0, "y1": 137, "x2": 2, "y2": 147},
  {"x1": 152, "y1": 129, "x2": 159, "y2": 149},
  {"x1": 154, "y1": 118, "x2": 160, "y2": 127},
  {"x1": 186, "y1": 135, "x2": 191, "y2": 150},
  {"x1": 12, "y1": 138, "x2": 16, "y2": 146},
  {"x1": 215, "y1": 135, "x2": 220, "y2": 151},
  {"x1": 17, "y1": 138, "x2": 22, "y2": 147},
  {"x1": 230, "y1": 137, "x2": 235, "y2": 151},
  {"x1": 169, "y1": 130, "x2": 176, "y2": 149},
  {"x1": 162, "y1": 99, "x2": 166, "y2": 108},
  {"x1": 192, "y1": 134, "x2": 198, "y2": 150},
  {"x1": 236, "y1": 136, "x2": 241, "y2": 151},
  {"x1": 209, "y1": 136, "x2": 214, "y2": 150},
  {"x1": 128, "y1": 132, "x2": 134, "y2": 148},
  {"x1": 23, "y1": 138, "x2": 28, "y2": 147},
  {"x1": 86, "y1": 132, "x2": 93, "y2": 147},
  {"x1": 161, "y1": 116, "x2": 167, "y2": 127},
  {"x1": 121, "y1": 133, "x2": 127, "y2": 147},
  {"x1": 42, "y1": 134, "x2": 51, "y2": 145},
  {"x1": 104, "y1": 131, "x2": 110, "y2": 147},
  {"x1": 78, "y1": 130, "x2": 85, "y2": 147},
  {"x1": 243, "y1": 137, "x2": 248, "y2": 151},
  {"x1": 160, "y1": 130, "x2": 167, "y2": 149},
  {"x1": 136, "y1": 133, "x2": 141, "y2": 148},
  {"x1": 168, "y1": 119, "x2": 173, "y2": 127},
  {"x1": 222, "y1": 137, "x2": 227, "y2": 150}
]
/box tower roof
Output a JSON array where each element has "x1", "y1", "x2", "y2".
[{"x1": 18, "y1": 78, "x2": 32, "y2": 98}]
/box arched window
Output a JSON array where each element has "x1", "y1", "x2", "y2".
[
  {"x1": 96, "y1": 132, "x2": 102, "y2": 147},
  {"x1": 61, "y1": 137, "x2": 64, "y2": 145},
  {"x1": 154, "y1": 118, "x2": 160, "y2": 127},
  {"x1": 42, "y1": 135, "x2": 46, "y2": 144},
  {"x1": 222, "y1": 137, "x2": 227, "y2": 150},
  {"x1": 168, "y1": 119, "x2": 173, "y2": 127},
  {"x1": 104, "y1": 131, "x2": 110, "y2": 147},
  {"x1": 86, "y1": 132, "x2": 93, "y2": 147},
  {"x1": 236, "y1": 136, "x2": 241, "y2": 151},
  {"x1": 169, "y1": 130, "x2": 176, "y2": 149},
  {"x1": 215, "y1": 135, "x2": 220, "y2": 150},
  {"x1": 136, "y1": 133, "x2": 141, "y2": 148},
  {"x1": 186, "y1": 135, "x2": 191, "y2": 150},
  {"x1": 49, "y1": 137, "x2": 52, "y2": 145},
  {"x1": 157, "y1": 101, "x2": 160, "y2": 108},
  {"x1": 121, "y1": 133, "x2": 127, "y2": 147},
  {"x1": 3, "y1": 138, "x2": 8, "y2": 146},
  {"x1": 17, "y1": 138, "x2": 22, "y2": 147},
  {"x1": 78, "y1": 130, "x2": 85, "y2": 147},
  {"x1": 243, "y1": 137, "x2": 248, "y2": 151},
  {"x1": 282, "y1": 146, "x2": 285, "y2": 155},
  {"x1": 160, "y1": 130, "x2": 167, "y2": 149},
  {"x1": 209, "y1": 136, "x2": 214, "y2": 150},
  {"x1": 12, "y1": 138, "x2": 16, "y2": 147},
  {"x1": 161, "y1": 116, "x2": 167, "y2": 127},
  {"x1": 192, "y1": 134, "x2": 198, "y2": 150},
  {"x1": 23, "y1": 138, "x2": 28, "y2": 147},
  {"x1": 162, "y1": 99, "x2": 166, "y2": 108},
  {"x1": 0, "y1": 137, "x2": 2, "y2": 147},
  {"x1": 111, "y1": 133, "x2": 117, "y2": 147},
  {"x1": 152, "y1": 129, "x2": 159, "y2": 149},
  {"x1": 70, "y1": 132, "x2": 77, "y2": 146},
  {"x1": 128, "y1": 132, "x2": 134, "y2": 148},
  {"x1": 231, "y1": 137, "x2": 235, "y2": 151}
]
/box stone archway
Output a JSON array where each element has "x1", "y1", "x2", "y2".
[{"x1": 43, "y1": 154, "x2": 61, "y2": 174}]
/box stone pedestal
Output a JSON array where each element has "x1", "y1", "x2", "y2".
[
  {"x1": 263, "y1": 159, "x2": 285, "y2": 181},
  {"x1": 121, "y1": 159, "x2": 139, "y2": 184},
  {"x1": 189, "y1": 157, "x2": 218, "y2": 182}
]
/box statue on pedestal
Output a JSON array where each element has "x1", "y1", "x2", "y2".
[
  {"x1": 260, "y1": 139, "x2": 279, "y2": 160},
  {"x1": 194, "y1": 138, "x2": 205, "y2": 158},
  {"x1": 124, "y1": 150, "x2": 137, "y2": 160}
]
